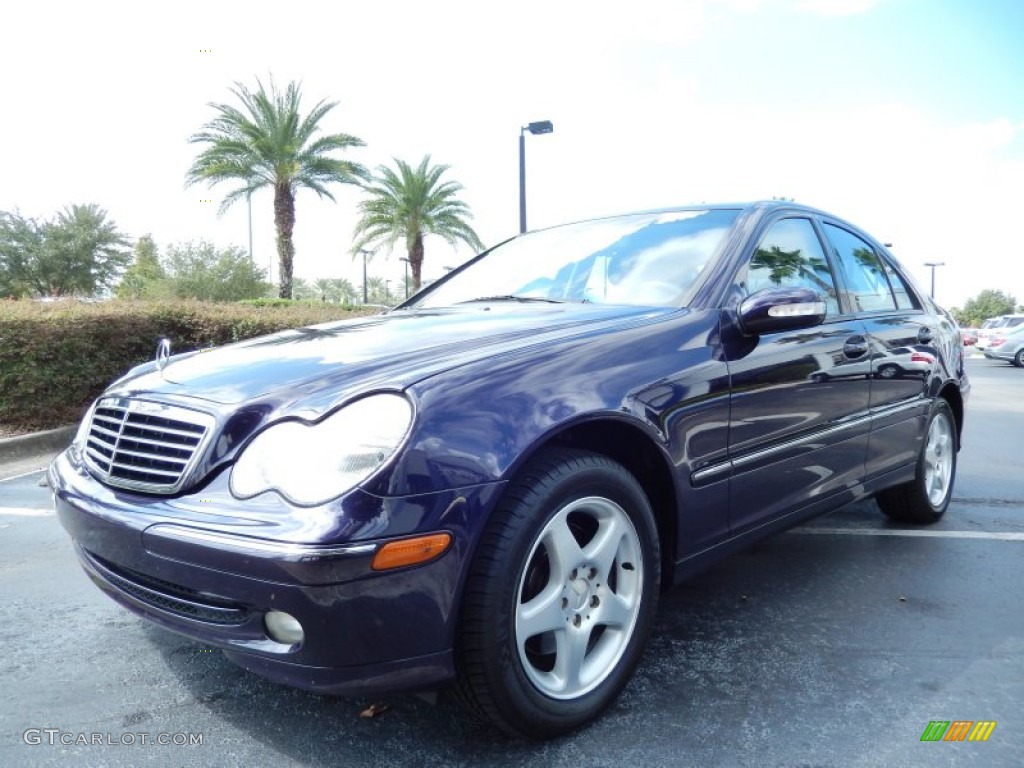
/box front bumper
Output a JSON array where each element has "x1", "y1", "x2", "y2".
[{"x1": 49, "y1": 450, "x2": 505, "y2": 696}]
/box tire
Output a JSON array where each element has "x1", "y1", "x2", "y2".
[
  {"x1": 876, "y1": 364, "x2": 901, "y2": 379},
  {"x1": 876, "y1": 399, "x2": 957, "y2": 524},
  {"x1": 454, "y1": 448, "x2": 660, "y2": 738},
  {"x1": 1013, "y1": 349, "x2": 1024, "y2": 367}
]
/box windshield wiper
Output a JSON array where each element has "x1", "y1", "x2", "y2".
[{"x1": 457, "y1": 295, "x2": 582, "y2": 304}]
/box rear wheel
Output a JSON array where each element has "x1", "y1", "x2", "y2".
[
  {"x1": 877, "y1": 399, "x2": 957, "y2": 524},
  {"x1": 877, "y1": 364, "x2": 901, "y2": 379},
  {"x1": 454, "y1": 448, "x2": 660, "y2": 738}
]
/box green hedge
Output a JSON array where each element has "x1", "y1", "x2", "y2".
[{"x1": 0, "y1": 299, "x2": 376, "y2": 430}]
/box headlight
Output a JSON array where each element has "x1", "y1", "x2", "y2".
[
  {"x1": 69, "y1": 400, "x2": 98, "y2": 462},
  {"x1": 230, "y1": 393, "x2": 413, "y2": 506}
]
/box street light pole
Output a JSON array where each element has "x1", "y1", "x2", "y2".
[
  {"x1": 359, "y1": 249, "x2": 373, "y2": 304},
  {"x1": 924, "y1": 261, "x2": 945, "y2": 299},
  {"x1": 247, "y1": 193, "x2": 253, "y2": 262},
  {"x1": 399, "y1": 257, "x2": 410, "y2": 299},
  {"x1": 519, "y1": 120, "x2": 553, "y2": 234},
  {"x1": 518, "y1": 131, "x2": 526, "y2": 234}
]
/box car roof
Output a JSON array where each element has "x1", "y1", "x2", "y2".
[
  {"x1": 530, "y1": 200, "x2": 868, "y2": 236},
  {"x1": 984, "y1": 314, "x2": 1024, "y2": 323}
]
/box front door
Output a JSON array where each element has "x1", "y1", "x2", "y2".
[{"x1": 725, "y1": 216, "x2": 872, "y2": 534}]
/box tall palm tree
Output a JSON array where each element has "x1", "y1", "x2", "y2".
[
  {"x1": 186, "y1": 78, "x2": 367, "y2": 298},
  {"x1": 351, "y1": 155, "x2": 484, "y2": 291}
]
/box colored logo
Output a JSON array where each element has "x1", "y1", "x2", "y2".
[{"x1": 920, "y1": 720, "x2": 996, "y2": 742}]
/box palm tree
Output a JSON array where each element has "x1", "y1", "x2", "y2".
[
  {"x1": 364, "y1": 276, "x2": 387, "y2": 304},
  {"x1": 186, "y1": 78, "x2": 367, "y2": 299},
  {"x1": 313, "y1": 277, "x2": 358, "y2": 304},
  {"x1": 351, "y1": 155, "x2": 484, "y2": 291}
]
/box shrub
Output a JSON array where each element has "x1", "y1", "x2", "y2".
[{"x1": 0, "y1": 299, "x2": 376, "y2": 430}]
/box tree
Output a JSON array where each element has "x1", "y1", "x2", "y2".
[
  {"x1": 351, "y1": 155, "x2": 484, "y2": 291},
  {"x1": 0, "y1": 205, "x2": 130, "y2": 297},
  {"x1": 953, "y1": 289, "x2": 1018, "y2": 327},
  {"x1": 312, "y1": 277, "x2": 357, "y2": 304},
  {"x1": 186, "y1": 77, "x2": 367, "y2": 299},
  {"x1": 162, "y1": 241, "x2": 270, "y2": 301},
  {"x1": 0, "y1": 210, "x2": 40, "y2": 297},
  {"x1": 363, "y1": 276, "x2": 388, "y2": 304},
  {"x1": 290, "y1": 277, "x2": 317, "y2": 300},
  {"x1": 116, "y1": 235, "x2": 170, "y2": 299}
]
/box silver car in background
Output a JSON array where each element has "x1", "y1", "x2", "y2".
[
  {"x1": 983, "y1": 324, "x2": 1024, "y2": 367},
  {"x1": 976, "y1": 314, "x2": 1024, "y2": 352}
]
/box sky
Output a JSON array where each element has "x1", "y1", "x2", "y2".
[{"x1": 2, "y1": 0, "x2": 1022, "y2": 308}]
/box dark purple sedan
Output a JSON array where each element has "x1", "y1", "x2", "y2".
[{"x1": 50, "y1": 201, "x2": 968, "y2": 738}]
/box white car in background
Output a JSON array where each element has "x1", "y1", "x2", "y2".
[
  {"x1": 976, "y1": 314, "x2": 1024, "y2": 351},
  {"x1": 983, "y1": 324, "x2": 1024, "y2": 367}
]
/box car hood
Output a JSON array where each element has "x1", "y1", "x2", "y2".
[{"x1": 109, "y1": 304, "x2": 674, "y2": 411}]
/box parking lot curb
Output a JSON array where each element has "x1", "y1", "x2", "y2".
[{"x1": 0, "y1": 425, "x2": 76, "y2": 464}]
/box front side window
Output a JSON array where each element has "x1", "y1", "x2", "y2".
[
  {"x1": 823, "y1": 223, "x2": 898, "y2": 313},
  {"x1": 740, "y1": 217, "x2": 840, "y2": 316}
]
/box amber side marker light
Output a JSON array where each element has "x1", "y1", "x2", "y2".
[{"x1": 371, "y1": 533, "x2": 453, "y2": 571}]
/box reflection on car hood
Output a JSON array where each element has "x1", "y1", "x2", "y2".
[{"x1": 109, "y1": 304, "x2": 673, "y2": 407}]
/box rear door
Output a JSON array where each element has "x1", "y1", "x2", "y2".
[{"x1": 819, "y1": 221, "x2": 934, "y2": 475}]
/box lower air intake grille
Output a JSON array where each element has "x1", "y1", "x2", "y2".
[{"x1": 83, "y1": 549, "x2": 249, "y2": 625}]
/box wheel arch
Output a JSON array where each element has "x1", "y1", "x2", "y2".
[
  {"x1": 513, "y1": 416, "x2": 680, "y2": 590},
  {"x1": 938, "y1": 383, "x2": 964, "y2": 450}
]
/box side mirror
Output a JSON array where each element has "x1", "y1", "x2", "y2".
[{"x1": 738, "y1": 287, "x2": 826, "y2": 336}]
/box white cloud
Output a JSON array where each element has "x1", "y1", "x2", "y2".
[{"x1": 791, "y1": 0, "x2": 886, "y2": 16}]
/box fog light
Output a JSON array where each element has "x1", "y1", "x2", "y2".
[{"x1": 265, "y1": 611, "x2": 304, "y2": 645}]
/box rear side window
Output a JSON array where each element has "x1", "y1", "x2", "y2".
[
  {"x1": 879, "y1": 258, "x2": 918, "y2": 310},
  {"x1": 741, "y1": 217, "x2": 840, "y2": 316},
  {"x1": 823, "y1": 223, "x2": 897, "y2": 313}
]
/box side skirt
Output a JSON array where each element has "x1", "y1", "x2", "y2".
[{"x1": 670, "y1": 461, "x2": 917, "y2": 585}]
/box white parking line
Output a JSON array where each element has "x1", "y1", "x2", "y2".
[
  {"x1": 0, "y1": 508, "x2": 54, "y2": 517},
  {"x1": 0, "y1": 468, "x2": 47, "y2": 483},
  {"x1": 791, "y1": 527, "x2": 1024, "y2": 541}
]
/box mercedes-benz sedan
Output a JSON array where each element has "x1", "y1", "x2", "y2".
[{"x1": 51, "y1": 201, "x2": 968, "y2": 738}]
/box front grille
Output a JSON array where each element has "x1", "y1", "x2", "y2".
[
  {"x1": 83, "y1": 398, "x2": 216, "y2": 494},
  {"x1": 83, "y1": 549, "x2": 249, "y2": 625}
]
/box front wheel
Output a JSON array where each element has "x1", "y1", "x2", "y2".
[
  {"x1": 876, "y1": 399, "x2": 957, "y2": 524},
  {"x1": 1013, "y1": 349, "x2": 1024, "y2": 367},
  {"x1": 454, "y1": 448, "x2": 660, "y2": 738}
]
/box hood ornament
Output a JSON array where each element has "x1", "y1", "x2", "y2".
[{"x1": 155, "y1": 337, "x2": 172, "y2": 372}]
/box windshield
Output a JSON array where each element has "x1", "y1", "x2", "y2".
[{"x1": 410, "y1": 208, "x2": 740, "y2": 309}]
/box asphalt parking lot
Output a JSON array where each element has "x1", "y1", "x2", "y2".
[{"x1": 1, "y1": 355, "x2": 1021, "y2": 767}]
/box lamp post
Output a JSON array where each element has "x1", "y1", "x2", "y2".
[
  {"x1": 359, "y1": 249, "x2": 373, "y2": 304},
  {"x1": 519, "y1": 120, "x2": 553, "y2": 233},
  {"x1": 384, "y1": 279, "x2": 391, "y2": 306},
  {"x1": 923, "y1": 261, "x2": 945, "y2": 299},
  {"x1": 247, "y1": 193, "x2": 253, "y2": 262},
  {"x1": 399, "y1": 257, "x2": 410, "y2": 299}
]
